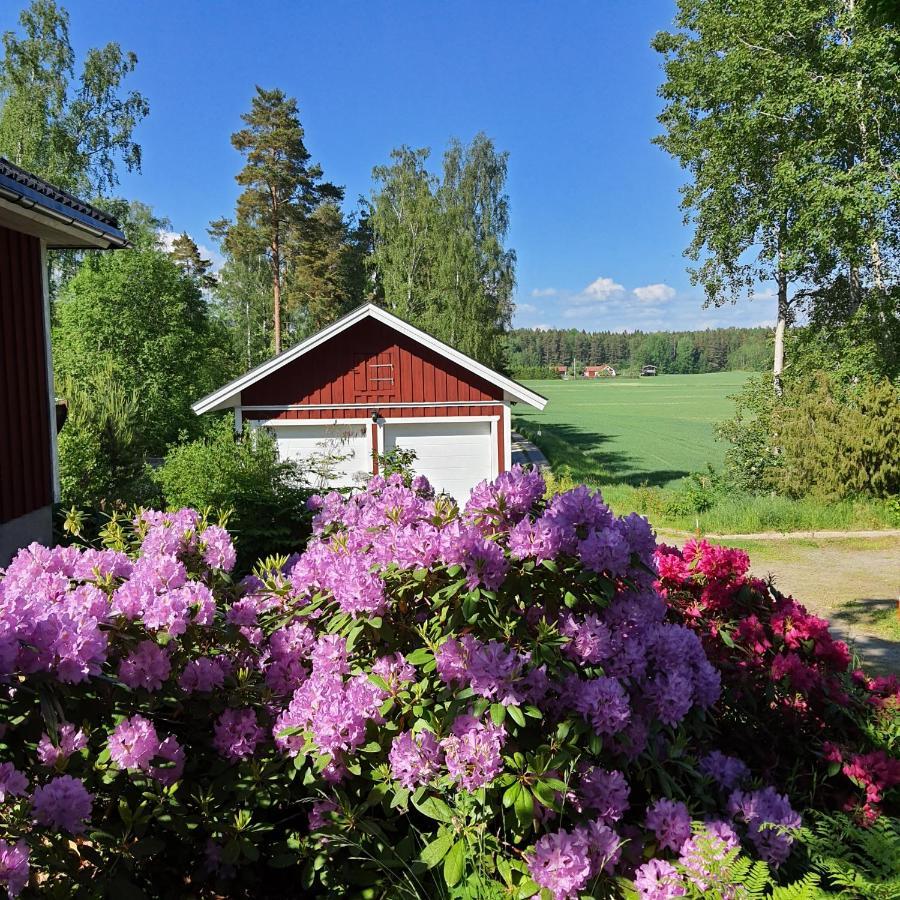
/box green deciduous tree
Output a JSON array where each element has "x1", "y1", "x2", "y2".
[
  {"x1": 53, "y1": 247, "x2": 234, "y2": 454},
  {"x1": 653, "y1": 0, "x2": 900, "y2": 393},
  {"x1": 211, "y1": 86, "x2": 342, "y2": 355},
  {"x1": 370, "y1": 134, "x2": 515, "y2": 368},
  {"x1": 0, "y1": 0, "x2": 148, "y2": 195}
]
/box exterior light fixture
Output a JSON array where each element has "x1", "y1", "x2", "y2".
[{"x1": 371, "y1": 409, "x2": 380, "y2": 422}]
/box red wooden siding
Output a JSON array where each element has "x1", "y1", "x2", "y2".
[
  {"x1": 241, "y1": 319, "x2": 504, "y2": 419},
  {"x1": 0, "y1": 225, "x2": 52, "y2": 523}
]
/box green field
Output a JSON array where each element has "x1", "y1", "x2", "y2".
[
  {"x1": 513, "y1": 373, "x2": 897, "y2": 533},
  {"x1": 514, "y1": 372, "x2": 748, "y2": 488}
]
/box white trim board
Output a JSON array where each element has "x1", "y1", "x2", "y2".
[{"x1": 192, "y1": 303, "x2": 547, "y2": 415}]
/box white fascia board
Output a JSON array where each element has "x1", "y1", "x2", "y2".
[{"x1": 192, "y1": 304, "x2": 548, "y2": 415}]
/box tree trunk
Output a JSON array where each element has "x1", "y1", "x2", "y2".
[
  {"x1": 773, "y1": 272, "x2": 789, "y2": 397},
  {"x1": 272, "y1": 238, "x2": 282, "y2": 356}
]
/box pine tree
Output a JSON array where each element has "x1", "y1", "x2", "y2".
[
  {"x1": 169, "y1": 233, "x2": 217, "y2": 290},
  {"x1": 211, "y1": 87, "x2": 342, "y2": 354}
]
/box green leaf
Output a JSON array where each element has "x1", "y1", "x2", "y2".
[
  {"x1": 414, "y1": 795, "x2": 454, "y2": 823},
  {"x1": 419, "y1": 830, "x2": 453, "y2": 868},
  {"x1": 507, "y1": 704, "x2": 526, "y2": 727},
  {"x1": 443, "y1": 840, "x2": 465, "y2": 887},
  {"x1": 406, "y1": 648, "x2": 434, "y2": 666},
  {"x1": 514, "y1": 785, "x2": 534, "y2": 823},
  {"x1": 502, "y1": 782, "x2": 522, "y2": 809},
  {"x1": 491, "y1": 703, "x2": 506, "y2": 725}
]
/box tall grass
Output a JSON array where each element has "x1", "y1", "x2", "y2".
[{"x1": 601, "y1": 484, "x2": 897, "y2": 534}]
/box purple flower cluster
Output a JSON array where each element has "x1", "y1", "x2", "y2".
[
  {"x1": 699, "y1": 751, "x2": 750, "y2": 791},
  {"x1": 31, "y1": 775, "x2": 93, "y2": 834},
  {"x1": 214, "y1": 709, "x2": 263, "y2": 762},
  {"x1": 527, "y1": 820, "x2": 621, "y2": 900},
  {"x1": 118, "y1": 640, "x2": 171, "y2": 691},
  {"x1": 579, "y1": 767, "x2": 629, "y2": 822},
  {"x1": 440, "y1": 715, "x2": 506, "y2": 791},
  {"x1": 389, "y1": 730, "x2": 442, "y2": 789},
  {"x1": 464, "y1": 464, "x2": 546, "y2": 527},
  {"x1": 273, "y1": 635, "x2": 387, "y2": 782},
  {"x1": 436, "y1": 635, "x2": 526, "y2": 705},
  {"x1": 633, "y1": 858, "x2": 686, "y2": 900},
  {"x1": 0, "y1": 763, "x2": 27, "y2": 802},
  {"x1": 728, "y1": 787, "x2": 801, "y2": 867},
  {"x1": 108, "y1": 715, "x2": 186, "y2": 784},
  {"x1": 645, "y1": 798, "x2": 693, "y2": 853},
  {"x1": 0, "y1": 510, "x2": 225, "y2": 686},
  {"x1": 36, "y1": 723, "x2": 87, "y2": 768},
  {"x1": 0, "y1": 839, "x2": 29, "y2": 897}
]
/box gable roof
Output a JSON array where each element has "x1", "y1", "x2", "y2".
[
  {"x1": 0, "y1": 157, "x2": 128, "y2": 249},
  {"x1": 193, "y1": 303, "x2": 548, "y2": 414}
]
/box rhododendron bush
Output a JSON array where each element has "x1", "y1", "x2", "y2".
[{"x1": 0, "y1": 468, "x2": 895, "y2": 898}]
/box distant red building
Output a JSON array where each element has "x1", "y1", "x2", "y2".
[
  {"x1": 194, "y1": 304, "x2": 547, "y2": 502},
  {"x1": 582, "y1": 364, "x2": 616, "y2": 378},
  {"x1": 0, "y1": 158, "x2": 127, "y2": 565}
]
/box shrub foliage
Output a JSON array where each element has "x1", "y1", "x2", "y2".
[{"x1": 0, "y1": 469, "x2": 896, "y2": 898}]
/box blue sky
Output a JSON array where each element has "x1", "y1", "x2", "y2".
[{"x1": 3, "y1": 0, "x2": 776, "y2": 332}]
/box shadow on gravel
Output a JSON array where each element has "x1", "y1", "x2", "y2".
[{"x1": 830, "y1": 597, "x2": 899, "y2": 675}]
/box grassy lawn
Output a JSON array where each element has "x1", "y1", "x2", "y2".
[
  {"x1": 515, "y1": 372, "x2": 748, "y2": 488},
  {"x1": 514, "y1": 373, "x2": 898, "y2": 533}
]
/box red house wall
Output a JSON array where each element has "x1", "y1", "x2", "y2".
[
  {"x1": 241, "y1": 319, "x2": 505, "y2": 420},
  {"x1": 0, "y1": 225, "x2": 52, "y2": 524}
]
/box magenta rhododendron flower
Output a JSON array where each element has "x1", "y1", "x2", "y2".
[
  {"x1": 179, "y1": 656, "x2": 227, "y2": 694},
  {"x1": 728, "y1": 787, "x2": 801, "y2": 867},
  {"x1": 32, "y1": 775, "x2": 93, "y2": 834},
  {"x1": 579, "y1": 767, "x2": 629, "y2": 822},
  {"x1": 527, "y1": 827, "x2": 593, "y2": 900}
]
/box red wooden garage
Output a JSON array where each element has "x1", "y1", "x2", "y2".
[{"x1": 193, "y1": 304, "x2": 547, "y2": 501}]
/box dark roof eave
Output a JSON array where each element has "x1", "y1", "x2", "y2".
[{"x1": 0, "y1": 158, "x2": 128, "y2": 248}]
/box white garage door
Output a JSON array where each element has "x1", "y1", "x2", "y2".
[
  {"x1": 267, "y1": 423, "x2": 371, "y2": 489},
  {"x1": 383, "y1": 420, "x2": 494, "y2": 503}
]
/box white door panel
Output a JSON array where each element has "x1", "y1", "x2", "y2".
[
  {"x1": 269, "y1": 423, "x2": 371, "y2": 489},
  {"x1": 384, "y1": 421, "x2": 493, "y2": 502}
]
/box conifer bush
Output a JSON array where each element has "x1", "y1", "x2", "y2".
[{"x1": 0, "y1": 468, "x2": 895, "y2": 898}]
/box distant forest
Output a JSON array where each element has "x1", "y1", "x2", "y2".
[{"x1": 505, "y1": 326, "x2": 772, "y2": 376}]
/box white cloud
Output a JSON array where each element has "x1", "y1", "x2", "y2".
[
  {"x1": 516, "y1": 302, "x2": 537, "y2": 315},
  {"x1": 534, "y1": 323, "x2": 553, "y2": 331},
  {"x1": 632, "y1": 283, "x2": 676, "y2": 304},
  {"x1": 531, "y1": 287, "x2": 558, "y2": 298},
  {"x1": 582, "y1": 276, "x2": 625, "y2": 301}
]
